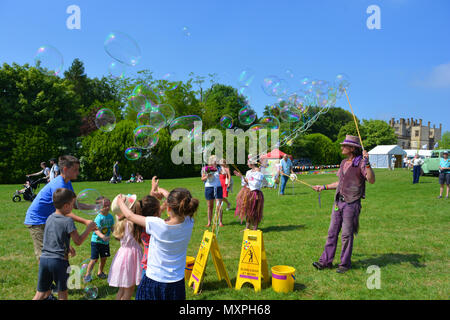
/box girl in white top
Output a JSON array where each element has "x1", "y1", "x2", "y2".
[
  {"x1": 234, "y1": 159, "x2": 265, "y2": 230},
  {"x1": 201, "y1": 155, "x2": 223, "y2": 228},
  {"x1": 116, "y1": 180, "x2": 199, "y2": 300}
]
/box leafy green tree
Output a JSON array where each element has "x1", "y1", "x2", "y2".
[
  {"x1": 306, "y1": 106, "x2": 354, "y2": 141},
  {"x1": 0, "y1": 63, "x2": 81, "y2": 182},
  {"x1": 289, "y1": 133, "x2": 341, "y2": 165},
  {"x1": 362, "y1": 119, "x2": 397, "y2": 150},
  {"x1": 436, "y1": 131, "x2": 450, "y2": 149}
]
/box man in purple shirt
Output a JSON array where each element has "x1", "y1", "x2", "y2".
[{"x1": 312, "y1": 135, "x2": 376, "y2": 273}]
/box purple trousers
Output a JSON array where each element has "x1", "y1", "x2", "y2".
[{"x1": 319, "y1": 199, "x2": 361, "y2": 269}]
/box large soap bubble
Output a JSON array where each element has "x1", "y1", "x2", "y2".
[
  {"x1": 238, "y1": 106, "x2": 257, "y2": 126},
  {"x1": 125, "y1": 147, "x2": 143, "y2": 161},
  {"x1": 76, "y1": 189, "x2": 103, "y2": 215},
  {"x1": 104, "y1": 31, "x2": 141, "y2": 66},
  {"x1": 95, "y1": 108, "x2": 116, "y2": 132},
  {"x1": 34, "y1": 45, "x2": 64, "y2": 76},
  {"x1": 169, "y1": 115, "x2": 202, "y2": 141},
  {"x1": 133, "y1": 125, "x2": 159, "y2": 149}
]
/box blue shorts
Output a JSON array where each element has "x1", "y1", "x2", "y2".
[
  {"x1": 205, "y1": 187, "x2": 223, "y2": 200},
  {"x1": 90, "y1": 242, "x2": 110, "y2": 260},
  {"x1": 37, "y1": 257, "x2": 70, "y2": 292},
  {"x1": 135, "y1": 275, "x2": 185, "y2": 300}
]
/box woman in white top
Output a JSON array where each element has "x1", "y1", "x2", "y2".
[
  {"x1": 234, "y1": 159, "x2": 265, "y2": 230},
  {"x1": 201, "y1": 155, "x2": 223, "y2": 227},
  {"x1": 117, "y1": 183, "x2": 199, "y2": 300}
]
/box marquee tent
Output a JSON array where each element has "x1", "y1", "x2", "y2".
[{"x1": 368, "y1": 145, "x2": 407, "y2": 169}]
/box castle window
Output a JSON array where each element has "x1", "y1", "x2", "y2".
[{"x1": 415, "y1": 130, "x2": 419, "y2": 137}]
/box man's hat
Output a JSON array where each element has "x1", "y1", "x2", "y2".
[
  {"x1": 443, "y1": 150, "x2": 449, "y2": 154},
  {"x1": 111, "y1": 194, "x2": 137, "y2": 215},
  {"x1": 340, "y1": 135, "x2": 362, "y2": 149}
]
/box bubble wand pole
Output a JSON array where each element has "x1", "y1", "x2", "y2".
[{"x1": 343, "y1": 88, "x2": 365, "y2": 151}]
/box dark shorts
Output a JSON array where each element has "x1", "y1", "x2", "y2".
[
  {"x1": 90, "y1": 242, "x2": 110, "y2": 260},
  {"x1": 135, "y1": 275, "x2": 185, "y2": 300},
  {"x1": 439, "y1": 172, "x2": 450, "y2": 185},
  {"x1": 205, "y1": 186, "x2": 223, "y2": 200},
  {"x1": 37, "y1": 257, "x2": 70, "y2": 292}
]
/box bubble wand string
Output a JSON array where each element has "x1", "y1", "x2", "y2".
[{"x1": 343, "y1": 88, "x2": 365, "y2": 151}]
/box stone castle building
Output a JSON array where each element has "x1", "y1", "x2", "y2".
[{"x1": 389, "y1": 118, "x2": 442, "y2": 150}]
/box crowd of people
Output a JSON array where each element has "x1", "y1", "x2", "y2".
[
  {"x1": 25, "y1": 155, "x2": 199, "y2": 300},
  {"x1": 22, "y1": 135, "x2": 449, "y2": 300}
]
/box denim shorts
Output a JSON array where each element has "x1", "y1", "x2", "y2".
[
  {"x1": 90, "y1": 242, "x2": 111, "y2": 260},
  {"x1": 439, "y1": 172, "x2": 450, "y2": 185},
  {"x1": 37, "y1": 257, "x2": 70, "y2": 292},
  {"x1": 135, "y1": 275, "x2": 185, "y2": 300},
  {"x1": 205, "y1": 186, "x2": 223, "y2": 200}
]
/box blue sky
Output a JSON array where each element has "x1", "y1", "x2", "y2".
[{"x1": 1, "y1": 0, "x2": 449, "y2": 134}]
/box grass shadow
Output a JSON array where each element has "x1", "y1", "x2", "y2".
[
  {"x1": 353, "y1": 253, "x2": 426, "y2": 269},
  {"x1": 294, "y1": 282, "x2": 307, "y2": 292},
  {"x1": 260, "y1": 224, "x2": 306, "y2": 233}
]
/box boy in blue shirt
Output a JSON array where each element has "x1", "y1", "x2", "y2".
[
  {"x1": 84, "y1": 197, "x2": 115, "y2": 282},
  {"x1": 438, "y1": 151, "x2": 450, "y2": 199}
]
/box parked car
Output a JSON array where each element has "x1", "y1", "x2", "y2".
[{"x1": 422, "y1": 150, "x2": 447, "y2": 176}]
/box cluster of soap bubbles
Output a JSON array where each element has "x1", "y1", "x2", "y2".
[{"x1": 215, "y1": 70, "x2": 351, "y2": 163}]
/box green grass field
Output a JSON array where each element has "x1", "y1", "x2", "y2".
[{"x1": 0, "y1": 169, "x2": 448, "y2": 300}]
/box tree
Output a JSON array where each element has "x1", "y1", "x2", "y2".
[
  {"x1": 306, "y1": 106, "x2": 354, "y2": 141},
  {"x1": 336, "y1": 119, "x2": 396, "y2": 151},
  {"x1": 289, "y1": 133, "x2": 341, "y2": 165},
  {"x1": 362, "y1": 119, "x2": 397, "y2": 150},
  {"x1": 436, "y1": 131, "x2": 450, "y2": 149},
  {"x1": 0, "y1": 63, "x2": 81, "y2": 182}
]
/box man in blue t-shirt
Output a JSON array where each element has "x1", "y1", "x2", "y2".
[
  {"x1": 279, "y1": 154, "x2": 294, "y2": 195},
  {"x1": 438, "y1": 150, "x2": 450, "y2": 199},
  {"x1": 24, "y1": 155, "x2": 95, "y2": 261}
]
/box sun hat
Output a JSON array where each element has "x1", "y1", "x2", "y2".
[
  {"x1": 443, "y1": 150, "x2": 449, "y2": 154},
  {"x1": 340, "y1": 135, "x2": 362, "y2": 149},
  {"x1": 111, "y1": 193, "x2": 137, "y2": 215}
]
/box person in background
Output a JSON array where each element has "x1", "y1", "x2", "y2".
[
  {"x1": 403, "y1": 156, "x2": 408, "y2": 169},
  {"x1": 218, "y1": 159, "x2": 232, "y2": 211},
  {"x1": 112, "y1": 161, "x2": 120, "y2": 183},
  {"x1": 48, "y1": 158, "x2": 60, "y2": 182},
  {"x1": 126, "y1": 174, "x2": 136, "y2": 184},
  {"x1": 412, "y1": 154, "x2": 424, "y2": 184},
  {"x1": 390, "y1": 156, "x2": 396, "y2": 171},
  {"x1": 438, "y1": 150, "x2": 450, "y2": 199},
  {"x1": 279, "y1": 154, "x2": 294, "y2": 195},
  {"x1": 27, "y1": 162, "x2": 50, "y2": 181},
  {"x1": 201, "y1": 155, "x2": 223, "y2": 227}
]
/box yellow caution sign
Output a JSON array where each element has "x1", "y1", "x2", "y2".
[
  {"x1": 235, "y1": 229, "x2": 269, "y2": 292},
  {"x1": 188, "y1": 230, "x2": 232, "y2": 294}
]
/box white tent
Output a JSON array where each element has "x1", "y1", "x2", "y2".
[{"x1": 368, "y1": 145, "x2": 407, "y2": 169}]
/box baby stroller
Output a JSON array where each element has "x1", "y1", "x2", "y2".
[{"x1": 12, "y1": 176, "x2": 47, "y2": 202}]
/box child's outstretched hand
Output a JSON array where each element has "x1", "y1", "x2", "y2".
[
  {"x1": 69, "y1": 246, "x2": 76, "y2": 258},
  {"x1": 87, "y1": 221, "x2": 97, "y2": 232},
  {"x1": 151, "y1": 176, "x2": 159, "y2": 192}
]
